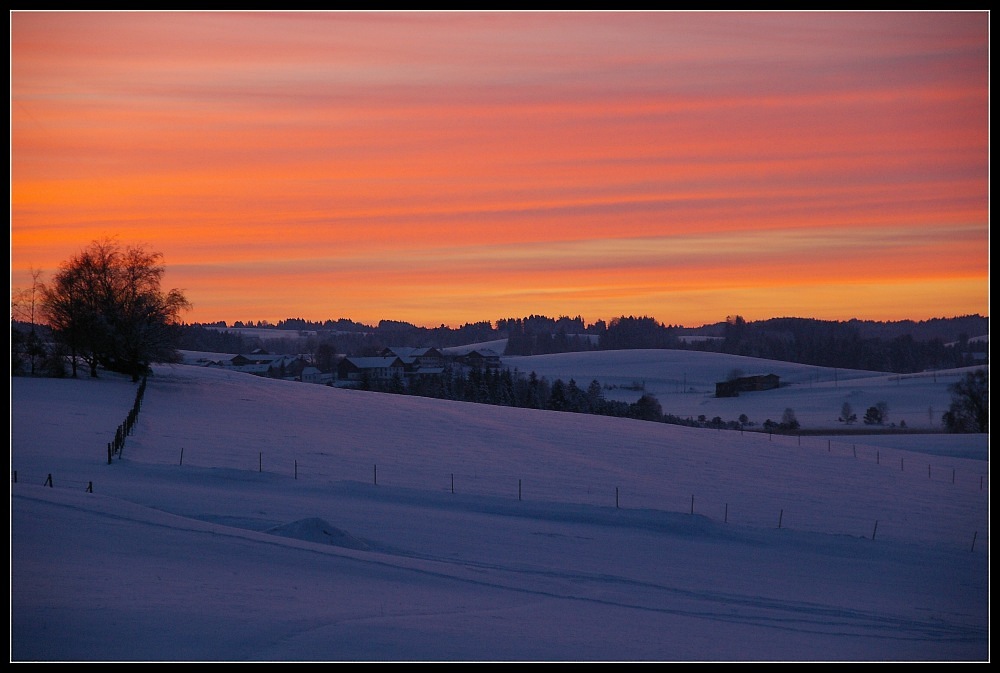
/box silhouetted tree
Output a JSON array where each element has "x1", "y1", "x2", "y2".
[
  {"x1": 585, "y1": 379, "x2": 604, "y2": 414},
  {"x1": 839, "y1": 402, "x2": 857, "y2": 424},
  {"x1": 780, "y1": 408, "x2": 800, "y2": 431},
  {"x1": 863, "y1": 402, "x2": 889, "y2": 426},
  {"x1": 11, "y1": 267, "x2": 48, "y2": 375},
  {"x1": 942, "y1": 369, "x2": 989, "y2": 433},
  {"x1": 631, "y1": 394, "x2": 663, "y2": 422},
  {"x1": 565, "y1": 378, "x2": 584, "y2": 413},
  {"x1": 42, "y1": 238, "x2": 191, "y2": 379},
  {"x1": 548, "y1": 378, "x2": 568, "y2": 411}
]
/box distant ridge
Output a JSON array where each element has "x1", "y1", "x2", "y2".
[{"x1": 684, "y1": 315, "x2": 988, "y2": 343}]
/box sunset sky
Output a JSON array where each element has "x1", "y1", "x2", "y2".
[{"x1": 10, "y1": 11, "x2": 989, "y2": 329}]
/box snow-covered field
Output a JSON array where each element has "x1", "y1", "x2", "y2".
[
  {"x1": 504, "y1": 349, "x2": 985, "y2": 434},
  {"x1": 10, "y1": 353, "x2": 989, "y2": 661}
]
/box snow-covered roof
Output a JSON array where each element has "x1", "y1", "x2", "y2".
[{"x1": 342, "y1": 356, "x2": 404, "y2": 368}]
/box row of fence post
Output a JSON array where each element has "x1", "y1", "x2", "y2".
[
  {"x1": 12, "y1": 471, "x2": 92, "y2": 493},
  {"x1": 108, "y1": 376, "x2": 147, "y2": 464},
  {"x1": 15, "y1": 456, "x2": 985, "y2": 553}
]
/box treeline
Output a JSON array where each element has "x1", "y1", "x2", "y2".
[
  {"x1": 500, "y1": 314, "x2": 598, "y2": 356},
  {"x1": 363, "y1": 364, "x2": 988, "y2": 435},
  {"x1": 228, "y1": 316, "x2": 502, "y2": 347},
  {"x1": 712, "y1": 315, "x2": 987, "y2": 372},
  {"x1": 177, "y1": 321, "x2": 501, "y2": 358},
  {"x1": 499, "y1": 315, "x2": 683, "y2": 354},
  {"x1": 175, "y1": 324, "x2": 253, "y2": 354},
  {"x1": 358, "y1": 363, "x2": 696, "y2": 427},
  {"x1": 178, "y1": 313, "x2": 988, "y2": 374}
]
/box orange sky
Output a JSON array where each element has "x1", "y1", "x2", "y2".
[{"x1": 10, "y1": 11, "x2": 989, "y2": 328}]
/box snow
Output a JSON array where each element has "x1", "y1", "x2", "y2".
[
  {"x1": 504, "y1": 349, "x2": 985, "y2": 432},
  {"x1": 10, "y1": 353, "x2": 989, "y2": 662},
  {"x1": 440, "y1": 339, "x2": 510, "y2": 356}
]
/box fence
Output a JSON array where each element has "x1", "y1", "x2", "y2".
[
  {"x1": 12, "y1": 383, "x2": 988, "y2": 554},
  {"x1": 12, "y1": 448, "x2": 986, "y2": 554},
  {"x1": 10, "y1": 375, "x2": 148, "y2": 495},
  {"x1": 11, "y1": 469, "x2": 94, "y2": 494},
  {"x1": 107, "y1": 375, "x2": 147, "y2": 464},
  {"x1": 104, "y1": 430, "x2": 987, "y2": 553}
]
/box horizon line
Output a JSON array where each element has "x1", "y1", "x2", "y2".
[{"x1": 182, "y1": 312, "x2": 990, "y2": 332}]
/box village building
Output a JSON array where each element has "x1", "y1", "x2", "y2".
[
  {"x1": 336, "y1": 356, "x2": 406, "y2": 385},
  {"x1": 457, "y1": 348, "x2": 502, "y2": 369},
  {"x1": 299, "y1": 366, "x2": 333, "y2": 385},
  {"x1": 196, "y1": 352, "x2": 311, "y2": 380},
  {"x1": 379, "y1": 347, "x2": 446, "y2": 377}
]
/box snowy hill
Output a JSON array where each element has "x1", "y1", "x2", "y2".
[
  {"x1": 503, "y1": 349, "x2": 986, "y2": 435},
  {"x1": 10, "y1": 353, "x2": 989, "y2": 661}
]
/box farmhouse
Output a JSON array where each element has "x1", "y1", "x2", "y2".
[
  {"x1": 336, "y1": 356, "x2": 406, "y2": 384},
  {"x1": 218, "y1": 352, "x2": 310, "y2": 379},
  {"x1": 379, "y1": 347, "x2": 446, "y2": 372},
  {"x1": 299, "y1": 366, "x2": 334, "y2": 385},
  {"x1": 715, "y1": 374, "x2": 780, "y2": 398},
  {"x1": 374, "y1": 347, "x2": 446, "y2": 381},
  {"x1": 458, "y1": 348, "x2": 502, "y2": 369}
]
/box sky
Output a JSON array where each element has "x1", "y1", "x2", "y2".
[
  {"x1": 10, "y1": 352, "x2": 988, "y2": 661},
  {"x1": 10, "y1": 10, "x2": 990, "y2": 329}
]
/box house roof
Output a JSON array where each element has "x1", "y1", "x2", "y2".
[
  {"x1": 232, "y1": 364, "x2": 272, "y2": 374},
  {"x1": 381, "y1": 347, "x2": 442, "y2": 358},
  {"x1": 232, "y1": 353, "x2": 289, "y2": 364},
  {"x1": 411, "y1": 366, "x2": 446, "y2": 375},
  {"x1": 465, "y1": 348, "x2": 501, "y2": 358},
  {"x1": 342, "y1": 356, "x2": 404, "y2": 369}
]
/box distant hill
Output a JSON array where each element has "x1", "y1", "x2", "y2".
[
  {"x1": 845, "y1": 315, "x2": 988, "y2": 343},
  {"x1": 164, "y1": 313, "x2": 991, "y2": 374},
  {"x1": 688, "y1": 315, "x2": 988, "y2": 343}
]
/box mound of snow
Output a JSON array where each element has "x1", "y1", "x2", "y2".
[{"x1": 264, "y1": 517, "x2": 371, "y2": 551}]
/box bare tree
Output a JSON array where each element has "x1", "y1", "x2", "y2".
[
  {"x1": 42, "y1": 238, "x2": 191, "y2": 379},
  {"x1": 780, "y1": 407, "x2": 800, "y2": 431},
  {"x1": 42, "y1": 240, "x2": 114, "y2": 377},
  {"x1": 12, "y1": 267, "x2": 46, "y2": 375}
]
